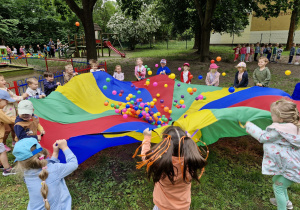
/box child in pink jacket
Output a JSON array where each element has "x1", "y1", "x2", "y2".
[
  {"x1": 205, "y1": 63, "x2": 220, "y2": 86},
  {"x1": 135, "y1": 58, "x2": 146, "y2": 81},
  {"x1": 240, "y1": 44, "x2": 247, "y2": 62}
]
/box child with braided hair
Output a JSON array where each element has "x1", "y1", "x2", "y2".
[
  {"x1": 13, "y1": 138, "x2": 78, "y2": 210},
  {"x1": 243, "y1": 98, "x2": 300, "y2": 210},
  {"x1": 133, "y1": 126, "x2": 208, "y2": 210}
]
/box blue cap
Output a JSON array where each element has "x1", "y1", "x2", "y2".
[
  {"x1": 13, "y1": 138, "x2": 43, "y2": 162},
  {"x1": 0, "y1": 90, "x2": 16, "y2": 102}
]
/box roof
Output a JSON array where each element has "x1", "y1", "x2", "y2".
[
  {"x1": 94, "y1": 23, "x2": 102, "y2": 31},
  {"x1": 0, "y1": 45, "x2": 6, "y2": 49}
]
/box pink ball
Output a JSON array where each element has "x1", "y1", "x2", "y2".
[
  {"x1": 142, "y1": 111, "x2": 146, "y2": 115},
  {"x1": 140, "y1": 103, "x2": 145, "y2": 108},
  {"x1": 123, "y1": 114, "x2": 128, "y2": 119},
  {"x1": 155, "y1": 64, "x2": 159, "y2": 68},
  {"x1": 182, "y1": 105, "x2": 186, "y2": 108},
  {"x1": 146, "y1": 113, "x2": 150, "y2": 117},
  {"x1": 122, "y1": 108, "x2": 127, "y2": 113},
  {"x1": 112, "y1": 90, "x2": 117, "y2": 95},
  {"x1": 115, "y1": 109, "x2": 120, "y2": 113},
  {"x1": 198, "y1": 95, "x2": 204, "y2": 100},
  {"x1": 153, "y1": 82, "x2": 158, "y2": 87},
  {"x1": 178, "y1": 67, "x2": 182, "y2": 71}
]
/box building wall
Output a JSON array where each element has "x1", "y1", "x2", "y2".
[{"x1": 210, "y1": 11, "x2": 300, "y2": 44}]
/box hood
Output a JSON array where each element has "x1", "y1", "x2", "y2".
[{"x1": 267, "y1": 123, "x2": 300, "y2": 148}]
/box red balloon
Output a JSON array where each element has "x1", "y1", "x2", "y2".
[{"x1": 211, "y1": 60, "x2": 215, "y2": 64}]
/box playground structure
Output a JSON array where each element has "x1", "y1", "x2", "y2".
[{"x1": 67, "y1": 23, "x2": 125, "y2": 58}]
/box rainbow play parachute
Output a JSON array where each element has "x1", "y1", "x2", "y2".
[{"x1": 31, "y1": 72, "x2": 300, "y2": 163}]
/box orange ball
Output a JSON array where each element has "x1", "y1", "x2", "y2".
[
  {"x1": 216, "y1": 56, "x2": 221, "y2": 62},
  {"x1": 164, "y1": 107, "x2": 169, "y2": 112},
  {"x1": 118, "y1": 102, "x2": 122, "y2": 106},
  {"x1": 119, "y1": 93, "x2": 122, "y2": 97},
  {"x1": 104, "y1": 102, "x2": 109, "y2": 106},
  {"x1": 189, "y1": 75, "x2": 193, "y2": 79},
  {"x1": 75, "y1": 22, "x2": 80, "y2": 27},
  {"x1": 192, "y1": 88, "x2": 197, "y2": 92}
]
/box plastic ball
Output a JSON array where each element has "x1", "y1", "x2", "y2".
[
  {"x1": 160, "y1": 99, "x2": 164, "y2": 103},
  {"x1": 181, "y1": 95, "x2": 184, "y2": 98},
  {"x1": 150, "y1": 102, "x2": 154, "y2": 106},
  {"x1": 120, "y1": 90, "x2": 124, "y2": 93},
  {"x1": 115, "y1": 109, "x2": 120, "y2": 114},
  {"x1": 195, "y1": 97, "x2": 199, "y2": 100},
  {"x1": 198, "y1": 75, "x2": 203, "y2": 80},
  {"x1": 184, "y1": 115, "x2": 188, "y2": 118},
  {"x1": 103, "y1": 85, "x2": 107, "y2": 90},
  {"x1": 285, "y1": 70, "x2": 291, "y2": 76},
  {"x1": 177, "y1": 83, "x2": 181, "y2": 87},
  {"x1": 132, "y1": 95, "x2": 136, "y2": 99},
  {"x1": 123, "y1": 114, "x2": 128, "y2": 119},
  {"x1": 130, "y1": 100, "x2": 134, "y2": 104},
  {"x1": 146, "y1": 81, "x2": 150, "y2": 85},
  {"x1": 222, "y1": 72, "x2": 226, "y2": 76},
  {"x1": 126, "y1": 97, "x2": 130, "y2": 101},
  {"x1": 228, "y1": 87, "x2": 235, "y2": 93},
  {"x1": 145, "y1": 65, "x2": 148, "y2": 68},
  {"x1": 164, "y1": 84, "x2": 168, "y2": 88},
  {"x1": 179, "y1": 100, "x2": 184, "y2": 104},
  {"x1": 168, "y1": 110, "x2": 172, "y2": 114},
  {"x1": 155, "y1": 64, "x2": 159, "y2": 67},
  {"x1": 169, "y1": 73, "x2": 176, "y2": 80},
  {"x1": 193, "y1": 88, "x2": 197, "y2": 92},
  {"x1": 147, "y1": 68, "x2": 151, "y2": 71},
  {"x1": 211, "y1": 60, "x2": 215, "y2": 64},
  {"x1": 115, "y1": 105, "x2": 120, "y2": 109},
  {"x1": 153, "y1": 82, "x2": 158, "y2": 87},
  {"x1": 178, "y1": 67, "x2": 182, "y2": 71},
  {"x1": 153, "y1": 98, "x2": 157, "y2": 102},
  {"x1": 131, "y1": 84, "x2": 134, "y2": 87},
  {"x1": 189, "y1": 75, "x2": 193, "y2": 79},
  {"x1": 157, "y1": 112, "x2": 161, "y2": 116},
  {"x1": 110, "y1": 103, "x2": 115, "y2": 108},
  {"x1": 112, "y1": 90, "x2": 117, "y2": 95},
  {"x1": 75, "y1": 21, "x2": 80, "y2": 26},
  {"x1": 182, "y1": 105, "x2": 186, "y2": 108},
  {"x1": 187, "y1": 87, "x2": 193, "y2": 93},
  {"x1": 174, "y1": 100, "x2": 178, "y2": 103},
  {"x1": 198, "y1": 95, "x2": 204, "y2": 100},
  {"x1": 216, "y1": 56, "x2": 221, "y2": 62},
  {"x1": 104, "y1": 101, "x2": 109, "y2": 106},
  {"x1": 147, "y1": 79, "x2": 150, "y2": 82},
  {"x1": 156, "y1": 93, "x2": 160, "y2": 98},
  {"x1": 128, "y1": 94, "x2": 133, "y2": 98},
  {"x1": 203, "y1": 96, "x2": 206, "y2": 100},
  {"x1": 157, "y1": 121, "x2": 162, "y2": 125},
  {"x1": 148, "y1": 71, "x2": 152, "y2": 75},
  {"x1": 106, "y1": 78, "x2": 110, "y2": 82},
  {"x1": 119, "y1": 93, "x2": 122, "y2": 97}
]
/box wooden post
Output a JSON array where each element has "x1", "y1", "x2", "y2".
[
  {"x1": 45, "y1": 57, "x2": 48, "y2": 71},
  {"x1": 25, "y1": 55, "x2": 28, "y2": 66},
  {"x1": 100, "y1": 32, "x2": 103, "y2": 57}
]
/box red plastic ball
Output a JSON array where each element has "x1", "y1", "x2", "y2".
[{"x1": 211, "y1": 60, "x2": 215, "y2": 64}]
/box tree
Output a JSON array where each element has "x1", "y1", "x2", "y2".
[
  {"x1": 286, "y1": 0, "x2": 300, "y2": 50},
  {"x1": 0, "y1": 16, "x2": 19, "y2": 45},
  {"x1": 107, "y1": 4, "x2": 161, "y2": 50},
  {"x1": 65, "y1": 0, "x2": 98, "y2": 60},
  {"x1": 93, "y1": 0, "x2": 117, "y2": 33}
]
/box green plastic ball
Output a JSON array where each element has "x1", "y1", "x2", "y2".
[
  {"x1": 132, "y1": 95, "x2": 136, "y2": 99},
  {"x1": 137, "y1": 90, "x2": 141, "y2": 94},
  {"x1": 103, "y1": 85, "x2": 107, "y2": 90},
  {"x1": 145, "y1": 65, "x2": 148, "y2": 68},
  {"x1": 106, "y1": 78, "x2": 110, "y2": 82},
  {"x1": 111, "y1": 103, "x2": 115, "y2": 108},
  {"x1": 130, "y1": 100, "x2": 134, "y2": 104}
]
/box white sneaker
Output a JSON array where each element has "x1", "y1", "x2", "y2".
[
  {"x1": 270, "y1": 198, "x2": 293, "y2": 209},
  {"x1": 294, "y1": 62, "x2": 299, "y2": 65}
]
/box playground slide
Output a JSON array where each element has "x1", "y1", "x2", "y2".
[{"x1": 104, "y1": 41, "x2": 126, "y2": 58}]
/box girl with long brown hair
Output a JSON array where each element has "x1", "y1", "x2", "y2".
[
  {"x1": 133, "y1": 126, "x2": 208, "y2": 210},
  {"x1": 13, "y1": 138, "x2": 78, "y2": 210}
]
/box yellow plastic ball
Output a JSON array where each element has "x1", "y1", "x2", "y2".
[
  {"x1": 164, "y1": 84, "x2": 168, "y2": 88},
  {"x1": 285, "y1": 70, "x2": 291, "y2": 76},
  {"x1": 169, "y1": 73, "x2": 176, "y2": 80},
  {"x1": 148, "y1": 71, "x2": 152, "y2": 75},
  {"x1": 146, "y1": 81, "x2": 150, "y2": 85},
  {"x1": 128, "y1": 94, "x2": 133, "y2": 98},
  {"x1": 153, "y1": 98, "x2": 157, "y2": 102},
  {"x1": 187, "y1": 87, "x2": 193, "y2": 93},
  {"x1": 156, "y1": 93, "x2": 160, "y2": 98},
  {"x1": 179, "y1": 99, "x2": 184, "y2": 104},
  {"x1": 168, "y1": 110, "x2": 172, "y2": 114},
  {"x1": 222, "y1": 72, "x2": 226, "y2": 76},
  {"x1": 157, "y1": 112, "x2": 161, "y2": 116},
  {"x1": 126, "y1": 97, "x2": 130, "y2": 101},
  {"x1": 150, "y1": 102, "x2": 154, "y2": 106},
  {"x1": 153, "y1": 114, "x2": 157, "y2": 118},
  {"x1": 145, "y1": 107, "x2": 149, "y2": 111}
]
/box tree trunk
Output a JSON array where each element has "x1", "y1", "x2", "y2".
[
  {"x1": 82, "y1": 12, "x2": 97, "y2": 60},
  {"x1": 199, "y1": 29, "x2": 211, "y2": 61},
  {"x1": 193, "y1": 26, "x2": 199, "y2": 49},
  {"x1": 286, "y1": 0, "x2": 299, "y2": 50}
]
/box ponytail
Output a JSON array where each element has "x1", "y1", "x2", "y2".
[{"x1": 38, "y1": 155, "x2": 50, "y2": 210}]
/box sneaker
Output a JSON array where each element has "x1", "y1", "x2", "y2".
[
  {"x1": 288, "y1": 62, "x2": 292, "y2": 64},
  {"x1": 2, "y1": 167, "x2": 16, "y2": 176},
  {"x1": 270, "y1": 198, "x2": 293, "y2": 209},
  {"x1": 294, "y1": 62, "x2": 299, "y2": 65},
  {"x1": 4, "y1": 145, "x2": 11, "y2": 152}
]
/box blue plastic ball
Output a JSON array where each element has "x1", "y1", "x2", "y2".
[
  {"x1": 198, "y1": 75, "x2": 203, "y2": 80},
  {"x1": 126, "y1": 104, "x2": 130, "y2": 108},
  {"x1": 228, "y1": 87, "x2": 235, "y2": 93}
]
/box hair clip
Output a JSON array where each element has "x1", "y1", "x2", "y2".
[
  {"x1": 43, "y1": 199, "x2": 48, "y2": 202},
  {"x1": 42, "y1": 166, "x2": 47, "y2": 170},
  {"x1": 41, "y1": 181, "x2": 46, "y2": 185},
  {"x1": 39, "y1": 155, "x2": 45, "y2": 160}
]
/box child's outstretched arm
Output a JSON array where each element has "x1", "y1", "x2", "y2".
[
  {"x1": 141, "y1": 128, "x2": 152, "y2": 160},
  {"x1": 245, "y1": 121, "x2": 281, "y2": 143}
]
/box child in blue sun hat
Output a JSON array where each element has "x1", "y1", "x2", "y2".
[{"x1": 13, "y1": 138, "x2": 78, "y2": 210}]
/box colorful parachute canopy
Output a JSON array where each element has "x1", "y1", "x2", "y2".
[{"x1": 31, "y1": 72, "x2": 300, "y2": 164}]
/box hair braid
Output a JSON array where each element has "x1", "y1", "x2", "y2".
[{"x1": 39, "y1": 157, "x2": 50, "y2": 210}]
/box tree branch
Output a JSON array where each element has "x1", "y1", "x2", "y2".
[
  {"x1": 65, "y1": 0, "x2": 83, "y2": 19},
  {"x1": 194, "y1": 0, "x2": 205, "y2": 25}
]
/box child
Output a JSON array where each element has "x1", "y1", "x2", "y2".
[
  {"x1": 0, "y1": 90, "x2": 17, "y2": 176},
  {"x1": 240, "y1": 44, "x2": 246, "y2": 62},
  {"x1": 64, "y1": 64, "x2": 78, "y2": 84},
  {"x1": 0, "y1": 75, "x2": 28, "y2": 150},
  {"x1": 133, "y1": 126, "x2": 207, "y2": 210},
  {"x1": 249, "y1": 44, "x2": 254, "y2": 62},
  {"x1": 205, "y1": 63, "x2": 220, "y2": 86},
  {"x1": 253, "y1": 57, "x2": 271, "y2": 87},
  {"x1": 43, "y1": 72, "x2": 61, "y2": 96},
  {"x1": 28, "y1": 45, "x2": 34, "y2": 55},
  {"x1": 271, "y1": 43, "x2": 278, "y2": 63},
  {"x1": 294, "y1": 44, "x2": 300, "y2": 65},
  {"x1": 254, "y1": 42, "x2": 260, "y2": 61},
  {"x1": 234, "y1": 62, "x2": 248, "y2": 88},
  {"x1": 233, "y1": 44, "x2": 240, "y2": 62},
  {"x1": 37, "y1": 44, "x2": 41, "y2": 54},
  {"x1": 6, "y1": 46, "x2": 11, "y2": 57},
  {"x1": 260, "y1": 43, "x2": 265, "y2": 57},
  {"x1": 244, "y1": 98, "x2": 300, "y2": 210},
  {"x1": 266, "y1": 43, "x2": 273, "y2": 61},
  {"x1": 135, "y1": 58, "x2": 146, "y2": 81},
  {"x1": 50, "y1": 45, "x2": 55, "y2": 58},
  {"x1": 14, "y1": 100, "x2": 45, "y2": 142},
  {"x1": 113, "y1": 65, "x2": 124, "y2": 81},
  {"x1": 245, "y1": 44, "x2": 250, "y2": 62},
  {"x1": 89, "y1": 59, "x2": 104, "y2": 72},
  {"x1": 20, "y1": 46, "x2": 24, "y2": 56},
  {"x1": 288, "y1": 43, "x2": 296, "y2": 64},
  {"x1": 46, "y1": 45, "x2": 50, "y2": 57},
  {"x1": 156, "y1": 59, "x2": 171, "y2": 75},
  {"x1": 180, "y1": 63, "x2": 192, "y2": 84},
  {"x1": 13, "y1": 138, "x2": 78, "y2": 210},
  {"x1": 276, "y1": 44, "x2": 283, "y2": 63},
  {"x1": 12, "y1": 46, "x2": 17, "y2": 56},
  {"x1": 43, "y1": 45, "x2": 48, "y2": 57},
  {"x1": 25, "y1": 78, "x2": 46, "y2": 99}
]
